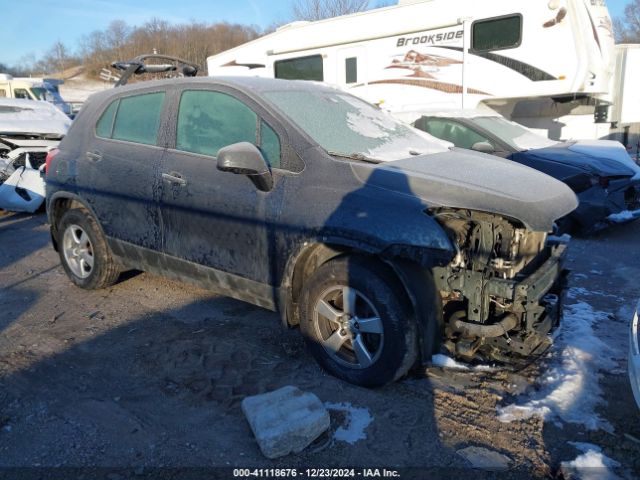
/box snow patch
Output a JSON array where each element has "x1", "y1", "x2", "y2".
[
  {"x1": 607, "y1": 209, "x2": 640, "y2": 223},
  {"x1": 497, "y1": 302, "x2": 620, "y2": 431},
  {"x1": 431, "y1": 354, "x2": 495, "y2": 372},
  {"x1": 561, "y1": 443, "x2": 621, "y2": 480},
  {"x1": 324, "y1": 402, "x2": 373, "y2": 444}
]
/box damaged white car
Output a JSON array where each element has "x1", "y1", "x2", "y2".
[
  {"x1": 631, "y1": 301, "x2": 640, "y2": 411},
  {"x1": 0, "y1": 98, "x2": 70, "y2": 213}
]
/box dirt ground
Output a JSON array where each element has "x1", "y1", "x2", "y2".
[{"x1": 0, "y1": 211, "x2": 639, "y2": 479}]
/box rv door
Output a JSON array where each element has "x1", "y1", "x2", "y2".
[{"x1": 337, "y1": 47, "x2": 366, "y2": 89}]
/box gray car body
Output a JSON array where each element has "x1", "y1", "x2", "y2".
[{"x1": 45, "y1": 77, "x2": 577, "y2": 351}]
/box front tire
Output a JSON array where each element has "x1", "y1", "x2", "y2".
[
  {"x1": 300, "y1": 256, "x2": 417, "y2": 387},
  {"x1": 58, "y1": 208, "x2": 120, "y2": 290}
]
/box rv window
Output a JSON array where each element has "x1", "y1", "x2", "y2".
[
  {"x1": 472, "y1": 15, "x2": 522, "y2": 52},
  {"x1": 274, "y1": 55, "x2": 324, "y2": 81},
  {"x1": 13, "y1": 89, "x2": 32, "y2": 100},
  {"x1": 345, "y1": 57, "x2": 358, "y2": 84},
  {"x1": 112, "y1": 92, "x2": 165, "y2": 146}
]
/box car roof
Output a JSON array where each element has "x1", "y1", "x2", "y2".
[
  {"x1": 89, "y1": 76, "x2": 342, "y2": 102},
  {"x1": 416, "y1": 109, "x2": 502, "y2": 120}
]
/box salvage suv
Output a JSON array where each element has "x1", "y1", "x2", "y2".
[{"x1": 45, "y1": 77, "x2": 578, "y2": 386}]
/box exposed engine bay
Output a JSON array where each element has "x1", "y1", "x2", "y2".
[{"x1": 432, "y1": 208, "x2": 567, "y2": 363}]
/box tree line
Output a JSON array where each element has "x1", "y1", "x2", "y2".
[{"x1": 2, "y1": 19, "x2": 263, "y2": 78}]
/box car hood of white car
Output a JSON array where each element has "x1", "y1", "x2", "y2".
[{"x1": 0, "y1": 98, "x2": 71, "y2": 138}]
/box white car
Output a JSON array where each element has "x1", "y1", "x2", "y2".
[
  {"x1": 0, "y1": 98, "x2": 70, "y2": 213},
  {"x1": 631, "y1": 301, "x2": 640, "y2": 410}
]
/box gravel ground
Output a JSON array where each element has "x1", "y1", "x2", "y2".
[{"x1": 0, "y1": 211, "x2": 639, "y2": 479}]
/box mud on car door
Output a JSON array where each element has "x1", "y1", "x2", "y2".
[
  {"x1": 158, "y1": 87, "x2": 286, "y2": 307},
  {"x1": 81, "y1": 91, "x2": 167, "y2": 250}
]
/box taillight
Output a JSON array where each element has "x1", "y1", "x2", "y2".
[{"x1": 45, "y1": 148, "x2": 59, "y2": 176}]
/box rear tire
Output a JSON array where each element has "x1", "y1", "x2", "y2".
[
  {"x1": 300, "y1": 256, "x2": 417, "y2": 387},
  {"x1": 57, "y1": 208, "x2": 120, "y2": 290}
]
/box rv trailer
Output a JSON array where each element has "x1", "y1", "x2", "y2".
[{"x1": 207, "y1": 0, "x2": 615, "y2": 139}]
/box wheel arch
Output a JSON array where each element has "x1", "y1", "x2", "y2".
[
  {"x1": 48, "y1": 193, "x2": 104, "y2": 251},
  {"x1": 282, "y1": 242, "x2": 444, "y2": 363}
]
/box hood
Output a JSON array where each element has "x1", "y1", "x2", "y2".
[
  {"x1": 0, "y1": 99, "x2": 71, "y2": 138},
  {"x1": 568, "y1": 140, "x2": 640, "y2": 179},
  {"x1": 352, "y1": 148, "x2": 578, "y2": 232},
  {"x1": 522, "y1": 141, "x2": 640, "y2": 178}
]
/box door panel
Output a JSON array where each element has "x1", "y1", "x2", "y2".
[
  {"x1": 78, "y1": 92, "x2": 167, "y2": 250},
  {"x1": 80, "y1": 138, "x2": 164, "y2": 250},
  {"x1": 159, "y1": 88, "x2": 286, "y2": 295},
  {"x1": 160, "y1": 149, "x2": 271, "y2": 282}
]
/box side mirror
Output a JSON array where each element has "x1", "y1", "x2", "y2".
[
  {"x1": 217, "y1": 142, "x2": 273, "y2": 192},
  {"x1": 471, "y1": 141, "x2": 495, "y2": 154}
]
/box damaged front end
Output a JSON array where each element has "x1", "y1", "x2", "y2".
[
  {"x1": 431, "y1": 208, "x2": 568, "y2": 363},
  {"x1": 0, "y1": 137, "x2": 55, "y2": 213}
]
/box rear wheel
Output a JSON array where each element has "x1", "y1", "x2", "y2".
[
  {"x1": 300, "y1": 256, "x2": 417, "y2": 387},
  {"x1": 58, "y1": 208, "x2": 120, "y2": 289}
]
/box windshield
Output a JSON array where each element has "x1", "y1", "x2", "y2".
[
  {"x1": 31, "y1": 86, "x2": 64, "y2": 103},
  {"x1": 264, "y1": 90, "x2": 449, "y2": 162},
  {"x1": 472, "y1": 116, "x2": 558, "y2": 151}
]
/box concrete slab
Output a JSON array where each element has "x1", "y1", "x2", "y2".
[{"x1": 241, "y1": 386, "x2": 330, "y2": 459}]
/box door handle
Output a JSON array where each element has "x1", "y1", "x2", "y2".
[
  {"x1": 162, "y1": 172, "x2": 187, "y2": 187},
  {"x1": 86, "y1": 151, "x2": 102, "y2": 162}
]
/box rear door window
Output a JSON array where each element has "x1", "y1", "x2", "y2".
[{"x1": 111, "y1": 92, "x2": 165, "y2": 145}]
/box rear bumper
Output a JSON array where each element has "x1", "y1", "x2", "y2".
[{"x1": 630, "y1": 300, "x2": 640, "y2": 411}]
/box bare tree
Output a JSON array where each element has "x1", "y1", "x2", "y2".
[
  {"x1": 33, "y1": 41, "x2": 79, "y2": 75},
  {"x1": 105, "y1": 20, "x2": 131, "y2": 60},
  {"x1": 615, "y1": 0, "x2": 640, "y2": 42},
  {"x1": 291, "y1": 0, "x2": 372, "y2": 21}
]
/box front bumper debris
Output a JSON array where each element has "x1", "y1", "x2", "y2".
[
  {"x1": 438, "y1": 243, "x2": 569, "y2": 361},
  {"x1": 483, "y1": 243, "x2": 568, "y2": 358}
]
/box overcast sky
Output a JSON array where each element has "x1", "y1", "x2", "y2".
[{"x1": 0, "y1": 0, "x2": 630, "y2": 66}]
